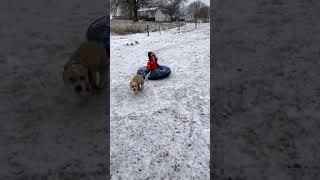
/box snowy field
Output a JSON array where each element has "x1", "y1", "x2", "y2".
[{"x1": 110, "y1": 23, "x2": 210, "y2": 179}]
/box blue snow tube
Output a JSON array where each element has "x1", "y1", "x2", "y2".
[
  {"x1": 86, "y1": 16, "x2": 110, "y2": 50},
  {"x1": 137, "y1": 65, "x2": 171, "y2": 80}
]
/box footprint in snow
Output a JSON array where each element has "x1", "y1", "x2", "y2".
[{"x1": 125, "y1": 41, "x2": 139, "y2": 46}]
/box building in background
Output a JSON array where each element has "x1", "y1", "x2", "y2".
[{"x1": 138, "y1": 7, "x2": 171, "y2": 22}]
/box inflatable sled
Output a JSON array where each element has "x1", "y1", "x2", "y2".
[
  {"x1": 137, "y1": 65, "x2": 171, "y2": 80},
  {"x1": 86, "y1": 16, "x2": 110, "y2": 50}
]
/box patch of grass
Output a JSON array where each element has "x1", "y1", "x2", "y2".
[
  {"x1": 111, "y1": 24, "x2": 145, "y2": 35},
  {"x1": 111, "y1": 20, "x2": 185, "y2": 35}
]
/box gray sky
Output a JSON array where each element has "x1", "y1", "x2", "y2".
[{"x1": 186, "y1": 0, "x2": 210, "y2": 6}]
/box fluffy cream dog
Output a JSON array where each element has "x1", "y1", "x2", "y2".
[
  {"x1": 63, "y1": 41, "x2": 108, "y2": 95},
  {"x1": 130, "y1": 74, "x2": 144, "y2": 94}
]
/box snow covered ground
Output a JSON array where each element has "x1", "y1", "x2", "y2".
[
  {"x1": 212, "y1": 1, "x2": 320, "y2": 179},
  {"x1": 0, "y1": 1, "x2": 108, "y2": 179},
  {"x1": 110, "y1": 23, "x2": 210, "y2": 179}
]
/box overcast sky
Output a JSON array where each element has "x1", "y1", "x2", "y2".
[{"x1": 186, "y1": 0, "x2": 210, "y2": 6}]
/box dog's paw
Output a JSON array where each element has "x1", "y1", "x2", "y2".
[{"x1": 93, "y1": 88, "x2": 105, "y2": 95}]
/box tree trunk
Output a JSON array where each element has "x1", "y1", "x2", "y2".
[
  {"x1": 126, "y1": 5, "x2": 133, "y2": 20},
  {"x1": 133, "y1": 7, "x2": 138, "y2": 22}
]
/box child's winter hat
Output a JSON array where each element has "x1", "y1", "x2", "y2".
[{"x1": 148, "y1": 51, "x2": 156, "y2": 59}]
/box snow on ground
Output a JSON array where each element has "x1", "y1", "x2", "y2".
[
  {"x1": 212, "y1": 1, "x2": 320, "y2": 179},
  {"x1": 110, "y1": 23, "x2": 210, "y2": 179},
  {"x1": 0, "y1": 1, "x2": 107, "y2": 179}
]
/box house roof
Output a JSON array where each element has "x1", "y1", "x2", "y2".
[{"x1": 138, "y1": 7, "x2": 158, "y2": 12}]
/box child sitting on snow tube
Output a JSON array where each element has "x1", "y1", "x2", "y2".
[{"x1": 137, "y1": 52, "x2": 171, "y2": 80}]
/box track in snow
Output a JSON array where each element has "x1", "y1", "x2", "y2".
[{"x1": 110, "y1": 23, "x2": 210, "y2": 179}]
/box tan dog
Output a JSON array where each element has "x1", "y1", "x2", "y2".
[
  {"x1": 63, "y1": 41, "x2": 108, "y2": 95},
  {"x1": 130, "y1": 74, "x2": 144, "y2": 94}
]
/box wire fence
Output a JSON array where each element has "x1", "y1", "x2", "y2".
[{"x1": 144, "y1": 21, "x2": 207, "y2": 36}]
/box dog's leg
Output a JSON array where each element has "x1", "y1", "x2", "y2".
[
  {"x1": 90, "y1": 71, "x2": 105, "y2": 89},
  {"x1": 97, "y1": 69, "x2": 107, "y2": 89},
  {"x1": 88, "y1": 71, "x2": 100, "y2": 94},
  {"x1": 89, "y1": 71, "x2": 97, "y2": 87},
  {"x1": 95, "y1": 71, "x2": 101, "y2": 87},
  {"x1": 140, "y1": 83, "x2": 144, "y2": 90}
]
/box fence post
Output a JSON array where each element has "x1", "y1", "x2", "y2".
[
  {"x1": 159, "y1": 24, "x2": 161, "y2": 35},
  {"x1": 178, "y1": 21, "x2": 180, "y2": 32},
  {"x1": 147, "y1": 25, "x2": 149, "y2": 36}
]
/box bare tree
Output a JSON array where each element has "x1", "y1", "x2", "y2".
[
  {"x1": 188, "y1": 0, "x2": 205, "y2": 28},
  {"x1": 199, "y1": 4, "x2": 209, "y2": 23},
  {"x1": 123, "y1": 0, "x2": 152, "y2": 22},
  {"x1": 111, "y1": 0, "x2": 121, "y2": 18},
  {"x1": 111, "y1": 0, "x2": 164, "y2": 22},
  {"x1": 160, "y1": 0, "x2": 187, "y2": 21}
]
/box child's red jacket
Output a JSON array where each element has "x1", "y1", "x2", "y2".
[{"x1": 147, "y1": 58, "x2": 159, "y2": 72}]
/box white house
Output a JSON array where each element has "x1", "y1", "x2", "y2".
[
  {"x1": 155, "y1": 9, "x2": 171, "y2": 22},
  {"x1": 138, "y1": 7, "x2": 170, "y2": 22}
]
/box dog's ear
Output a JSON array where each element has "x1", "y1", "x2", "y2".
[{"x1": 129, "y1": 81, "x2": 132, "y2": 88}]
